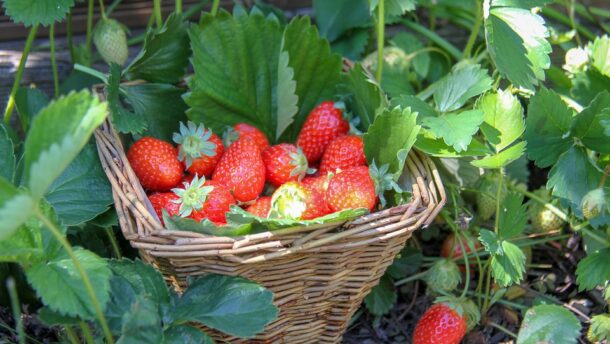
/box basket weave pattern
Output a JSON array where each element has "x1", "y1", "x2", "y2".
[{"x1": 93, "y1": 85, "x2": 446, "y2": 343}]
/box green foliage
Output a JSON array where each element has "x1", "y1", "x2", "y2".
[
  {"x1": 422, "y1": 110, "x2": 484, "y2": 152},
  {"x1": 498, "y1": 192, "x2": 527, "y2": 239},
  {"x1": 433, "y1": 64, "x2": 492, "y2": 113},
  {"x1": 479, "y1": 229, "x2": 526, "y2": 286},
  {"x1": 570, "y1": 91, "x2": 610, "y2": 154},
  {"x1": 575, "y1": 248, "x2": 610, "y2": 291},
  {"x1": 0, "y1": 125, "x2": 16, "y2": 183},
  {"x1": 517, "y1": 305, "x2": 581, "y2": 344},
  {"x1": 313, "y1": 0, "x2": 370, "y2": 41},
  {"x1": 15, "y1": 87, "x2": 50, "y2": 124},
  {"x1": 116, "y1": 297, "x2": 163, "y2": 344},
  {"x1": 109, "y1": 259, "x2": 170, "y2": 305},
  {"x1": 590, "y1": 35, "x2": 610, "y2": 78},
  {"x1": 0, "y1": 178, "x2": 34, "y2": 240},
  {"x1": 163, "y1": 326, "x2": 214, "y2": 344},
  {"x1": 342, "y1": 63, "x2": 387, "y2": 130},
  {"x1": 588, "y1": 314, "x2": 610, "y2": 343},
  {"x1": 107, "y1": 64, "x2": 147, "y2": 135},
  {"x1": 2, "y1": 0, "x2": 75, "y2": 27},
  {"x1": 364, "y1": 275, "x2": 397, "y2": 316}
]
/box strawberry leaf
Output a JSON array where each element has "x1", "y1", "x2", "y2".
[
  {"x1": 490, "y1": 240, "x2": 526, "y2": 287},
  {"x1": 492, "y1": 0, "x2": 554, "y2": 7},
  {"x1": 524, "y1": 88, "x2": 574, "y2": 168},
  {"x1": 570, "y1": 91, "x2": 610, "y2": 154},
  {"x1": 15, "y1": 87, "x2": 50, "y2": 126},
  {"x1": 498, "y1": 191, "x2": 527, "y2": 239},
  {"x1": 163, "y1": 326, "x2": 214, "y2": 344},
  {"x1": 275, "y1": 49, "x2": 298, "y2": 141},
  {"x1": 484, "y1": 1, "x2": 551, "y2": 90},
  {"x1": 433, "y1": 64, "x2": 492, "y2": 113},
  {"x1": 0, "y1": 205, "x2": 43, "y2": 263},
  {"x1": 342, "y1": 63, "x2": 387, "y2": 131},
  {"x1": 313, "y1": 0, "x2": 370, "y2": 41},
  {"x1": 391, "y1": 95, "x2": 437, "y2": 120},
  {"x1": 0, "y1": 125, "x2": 15, "y2": 183},
  {"x1": 390, "y1": 33, "x2": 430, "y2": 78},
  {"x1": 422, "y1": 109, "x2": 484, "y2": 152},
  {"x1": 575, "y1": 248, "x2": 610, "y2": 291},
  {"x1": 588, "y1": 314, "x2": 610, "y2": 343},
  {"x1": 363, "y1": 106, "x2": 420, "y2": 179},
  {"x1": 471, "y1": 141, "x2": 526, "y2": 169},
  {"x1": 124, "y1": 13, "x2": 190, "y2": 84},
  {"x1": 478, "y1": 229, "x2": 501, "y2": 254},
  {"x1": 590, "y1": 35, "x2": 610, "y2": 78},
  {"x1": 108, "y1": 259, "x2": 170, "y2": 305},
  {"x1": 571, "y1": 69, "x2": 610, "y2": 105},
  {"x1": 517, "y1": 305, "x2": 581, "y2": 344},
  {"x1": 116, "y1": 297, "x2": 163, "y2": 344},
  {"x1": 415, "y1": 130, "x2": 489, "y2": 158},
  {"x1": 106, "y1": 64, "x2": 148, "y2": 135},
  {"x1": 2, "y1": 0, "x2": 75, "y2": 27},
  {"x1": 478, "y1": 89, "x2": 524, "y2": 151},
  {"x1": 364, "y1": 275, "x2": 397, "y2": 316},
  {"x1": 331, "y1": 29, "x2": 369, "y2": 60}
]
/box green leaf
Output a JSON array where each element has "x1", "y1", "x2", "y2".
[
  {"x1": 490, "y1": 241, "x2": 526, "y2": 287},
  {"x1": 422, "y1": 109, "x2": 484, "y2": 152},
  {"x1": 107, "y1": 64, "x2": 147, "y2": 135},
  {"x1": 282, "y1": 16, "x2": 343, "y2": 140},
  {"x1": 387, "y1": 247, "x2": 423, "y2": 279},
  {"x1": 275, "y1": 49, "x2": 299, "y2": 141},
  {"x1": 0, "y1": 125, "x2": 15, "y2": 182},
  {"x1": 116, "y1": 297, "x2": 163, "y2": 344},
  {"x1": 15, "y1": 87, "x2": 50, "y2": 124},
  {"x1": 0, "y1": 178, "x2": 34, "y2": 241},
  {"x1": 44, "y1": 144, "x2": 112, "y2": 226},
  {"x1": 163, "y1": 325, "x2": 214, "y2": 344},
  {"x1": 342, "y1": 63, "x2": 387, "y2": 131},
  {"x1": 524, "y1": 88, "x2": 574, "y2": 168},
  {"x1": 331, "y1": 29, "x2": 369, "y2": 60},
  {"x1": 590, "y1": 35, "x2": 610, "y2": 78},
  {"x1": 26, "y1": 248, "x2": 111, "y2": 319},
  {"x1": 313, "y1": 0, "x2": 370, "y2": 41},
  {"x1": 498, "y1": 192, "x2": 527, "y2": 239},
  {"x1": 588, "y1": 314, "x2": 610, "y2": 343},
  {"x1": 478, "y1": 229, "x2": 501, "y2": 254},
  {"x1": 363, "y1": 106, "x2": 420, "y2": 178},
  {"x1": 415, "y1": 130, "x2": 490, "y2": 158},
  {"x1": 164, "y1": 214, "x2": 253, "y2": 237},
  {"x1": 571, "y1": 91, "x2": 610, "y2": 154},
  {"x1": 492, "y1": 0, "x2": 554, "y2": 7},
  {"x1": 124, "y1": 13, "x2": 190, "y2": 83},
  {"x1": 2, "y1": 0, "x2": 75, "y2": 27},
  {"x1": 391, "y1": 33, "x2": 430, "y2": 78},
  {"x1": 547, "y1": 146, "x2": 603, "y2": 208},
  {"x1": 105, "y1": 276, "x2": 138, "y2": 334},
  {"x1": 517, "y1": 305, "x2": 581, "y2": 344},
  {"x1": 433, "y1": 64, "x2": 492, "y2": 112},
  {"x1": 186, "y1": 11, "x2": 282, "y2": 140},
  {"x1": 24, "y1": 90, "x2": 108, "y2": 199},
  {"x1": 572, "y1": 69, "x2": 610, "y2": 106},
  {"x1": 478, "y1": 89, "x2": 524, "y2": 151},
  {"x1": 0, "y1": 215, "x2": 43, "y2": 263},
  {"x1": 575, "y1": 248, "x2": 610, "y2": 291},
  {"x1": 381, "y1": 62, "x2": 414, "y2": 98},
  {"x1": 38, "y1": 307, "x2": 80, "y2": 326},
  {"x1": 364, "y1": 275, "x2": 397, "y2": 316},
  {"x1": 108, "y1": 259, "x2": 170, "y2": 305},
  {"x1": 171, "y1": 274, "x2": 278, "y2": 338},
  {"x1": 471, "y1": 141, "x2": 526, "y2": 169},
  {"x1": 484, "y1": 2, "x2": 551, "y2": 90},
  {"x1": 390, "y1": 95, "x2": 437, "y2": 119}
]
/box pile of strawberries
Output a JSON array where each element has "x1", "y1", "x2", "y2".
[{"x1": 127, "y1": 101, "x2": 379, "y2": 226}]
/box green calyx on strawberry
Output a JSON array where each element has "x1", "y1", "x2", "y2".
[
  {"x1": 425, "y1": 258, "x2": 462, "y2": 294},
  {"x1": 581, "y1": 188, "x2": 607, "y2": 220},
  {"x1": 93, "y1": 17, "x2": 129, "y2": 66},
  {"x1": 173, "y1": 121, "x2": 219, "y2": 168},
  {"x1": 368, "y1": 161, "x2": 402, "y2": 208},
  {"x1": 171, "y1": 175, "x2": 214, "y2": 217}
]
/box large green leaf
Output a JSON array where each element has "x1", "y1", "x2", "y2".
[
  {"x1": 478, "y1": 89, "x2": 524, "y2": 151},
  {"x1": 2, "y1": 0, "x2": 74, "y2": 27},
  {"x1": 373, "y1": 0, "x2": 417, "y2": 20},
  {"x1": 171, "y1": 274, "x2": 278, "y2": 338},
  {"x1": 0, "y1": 215, "x2": 43, "y2": 263},
  {"x1": 24, "y1": 90, "x2": 108, "y2": 199},
  {"x1": 163, "y1": 326, "x2": 214, "y2": 344},
  {"x1": 498, "y1": 192, "x2": 527, "y2": 239},
  {"x1": 282, "y1": 16, "x2": 343, "y2": 140},
  {"x1": 570, "y1": 91, "x2": 610, "y2": 154},
  {"x1": 575, "y1": 248, "x2": 610, "y2": 291},
  {"x1": 572, "y1": 69, "x2": 610, "y2": 106},
  {"x1": 471, "y1": 141, "x2": 526, "y2": 169},
  {"x1": 490, "y1": 240, "x2": 526, "y2": 287},
  {"x1": 547, "y1": 146, "x2": 602, "y2": 208},
  {"x1": 422, "y1": 109, "x2": 484, "y2": 152},
  {"x1": 331, "y1": 29, "x2": 369, "y2": 60},
  {"x1": 524, "y1": 88, "x2": 574, "y2": 168},
  {"x1": 107, "y1": 64, "x2": 147, "y2": 135},
  {"x1": 590, "y1": 35, "x2": 610, "y2": 78},
  {"x1": 0, "y1": 125, "x2": 15, "y2": 182},
  {"x1": 0, "y1": 178, "x2": 34, "y2": 241},
  {"x1": 391, "y1": 95, "x2": 437, "y2": 119},
  {"x1": 363, "y1": 106, "x2": 420, "y2": 178},
  {"x1": 433, "y1": 64, "x2": 492, "y2": 112},
  {"x1": 116, "y1": 297, "x2": 163, "y2": 344},
  {"x1": 313, "y1": 0, "x2": 370, "y2": 41},
  {"x1": 45, "y1": 144, "x2": 112, "y2": 226},
  {"x1": 484, "y1": 1, "x2": 551, "y2": 90},
  {"x1": 415, "y1": 130, "x2": 490, "y2": 158},
  {"x1": 105, "y1": 276, "x2": 138, "y2": 334},
  {"x1": 124, "y1": 13, "x2": 190, "y2": 83},
  {"x1": 108, "y1": 259, "x2": 170, "y2": 305},
  {"x1": 26, "y1": 248, "x2": 111, "y2": 319},
  {"x1": 275, "y1": 49, "x2": 299, "y2": 141},
  {"x1": 517, "y1": 305, "x2": 581, "y2": 344},
  {"x1": 15, "y1": 87, "x2": 50, "y2": 125},
  {"x1": 364, "y1": 275, "x2": 396, "y2": 316},
  {"x1": 342, "y1": 63, "x2": 387, "y2": 130}
]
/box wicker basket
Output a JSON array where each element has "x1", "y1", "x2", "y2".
[{"x1": 93, "y1": 79, "x2": 446, "y2": 342}]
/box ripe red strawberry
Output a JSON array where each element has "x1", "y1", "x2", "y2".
[
  {"x1": 246, "y1": 196, "x2": 272, "y2": 218},
  {"x1": 325, "y1": 166, "x2": 377, "y2": 212},
  {"x1": 174, "y1": 121, "x2": 224, "y2": 177},
  {"x1": 223, "y1": 123, "x2": 270, "y2": 152},
  {"x1": 440, "y1": 233, "x2": 482, "y2": 273},
  {"x1": 190, "y1": 180, "x2": 236, "y2": 225},
  {"x1": 302, "y1": 174, "x2": 332, "y2": 195},
  {"x1": 212, "y1": 137, "x2": 266, "y2": 203},
  {"x1": 270, "y1": 181, "x2": 330, "y2": 220},
  {"x1": 319, "y1": 135, "x2": 366, "y2": 174},
  {"x1": 148, "y1": 192, "x2": 181, "y2": 225},
  {"x1": 262, "y1": 143, "x2": 312, "y2": 187},
  {"x1": 413, "y1": 303, "x2": 467, "y2": 344},
  {"x1": 127, "y1": 137, "x2": 184, "y2": 191},
  {"x1": 297, "y1": 101, "x2": 349, "y2": 163}
]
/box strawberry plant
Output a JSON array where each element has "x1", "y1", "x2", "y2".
[{"x1": 1, "y1": 0, "x2": 610, "y2": 343}]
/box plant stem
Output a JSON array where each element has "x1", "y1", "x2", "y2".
[
  {"x1": 395, "y1": 270, "x2": 428, "y2": 286},
  {"x1": 465, "y1": 290, "x2": 527, "y2": 310},
  {"x1": 3, "y1": 24, "x2": 39, "y2": 130},
  {"x1": 581, "y1": 227, "x2": 610, "y2": 246},
  {"x1": 86, "y1": 0, "x2": 94, "y2": 57},
  {"x1": 541, "y1": 7, "x2": 595, "y2": 41},
  {"x1": 400, "y1": 19, "x2": 462, "y2": 60},
  {"x1": 98, "y1": 0, "x2": 108, "y2": 20},
  {"x1": 488, "y1": 321, "x2": 517, "y2": 338},
  {"x1": 64, "y1": 326, "x2": 80, "y2": 344},
  {"x1": 566, "y1": 0, "x2": 582, "y2": 46},
  {"x1": 494, "y1": 171, "x2": 504, "y2": 234},
  {"x1": 456, "y1": 232, "x2": 471, "y2": 298},
  {"x1": 106, "y1": 0, "x2": 124, "y2": 16},
  {"x1": 176, "y1": 0, "x2": 182, "y2": 13},
  {"x1": 211, "y1": 0, "x2": 220, "y2": 16},
  {"x1": 153, "y1": 0, "x2": 163, "y2": 28},
  {"x1": 79, "y1": 322, "x2": 96, "y2": 344},
  {"x1": 105, "y1": 227, "x2": 122, "y2": 259},
  {"x1": 463, "y1": 0, "x2": 482, "y2": 59},
  {"x1": 34, "y1": 208, "x2": 115, "y2": 344},
  {"x1": 50, "y1": 24, "x2": 59, "y2": 98},
  {"x1": 67, "y1": 12, "x2": 75, "y2": 62},
  {"x1": 6, "y1": 278, "x2": 25, "y2": 344},
  {"x1": 74, "y1": 64, "x2": 108, "y2": 83},
  {"x1": 376, "y1": 0, "x2": 385, "y2": 83},
  {"x1": 509, "y1": 185, "x2": 569, "y2": 222},
  {"x1": 481, "y1": 261, "x2": 493, "y2": 313}
]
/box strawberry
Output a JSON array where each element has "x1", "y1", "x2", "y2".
[
  {"x1": 173, "y1": 121, "x2": 224, "y2": 178},
  {"x1": 212, "y1": 137, "x2": 265, "y2": 203},
  {"x1": 93, "y1": 18, "x2": 129, "y2": 66},
  {"x1": 325, "y1": 166, "x2": 377, "y2": 212},
  {"x1": 440, "y1": 233, "x2": 481, "y2": 273},
  {"x1": 127, "y1": 136, "x2": 184, "y2": 191},
  {"x1": 319, "y1": 135, "x2": 366, "y2": 174},
  {"x1": 475, "y1": 173, "x2": 506, "y2": 221},
  {"x1": 262, "y1": 143, "x2": 313, "y2": 187},
  {"x1": 581, "y1": 188, "x2": 607, "y2": 220},
  {"x1": 191, "y1": 180, "x2": 236, "y2": 225},
  {"x1": 270, "y1": 181, "x2": 329, "y2": 220},
  {"x1": 246, "y1": 196, "x2": 272, "y2": 218},
  {"x1": 223, "y1": 123, "x2": 270, "y2": 152},
  {"x1": 413, "y1": 302, "x2": 467, "y2": 344},
  {"x1": 148, "y1": 192, "x2": 181, "y2": 225},
  {"x1": 302, "y1": 174, "x2": 332, "y2": 195},
  {"x1": 297, "y1": 101, "x2": 349, "y2": 163},
  {"x1": 529, "y1": 188, "x2": 565, "y2": 232},
  {"x1": 425, "y1": 258, "x2": 462, "y2": 294}
]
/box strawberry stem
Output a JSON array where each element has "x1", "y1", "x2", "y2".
[
  {"x1": 50, "y1": 24, "x2": 59, "y2": 98},
  {"x1": 86, "y1": 0, "x2": 94, "y2": 57},
  {"x1": 462, "y1": 0, "x2": 482, "y2": 59},
  {"x1": 488, "y1": 321, "x2": 517, "y2": 338},
  {"x1": 98, "y1": 0, "x2": 108, "y2": 20},
  {"x1": 6, "y1": 278, "x2": 25, "y2": 344},
  {"x1": 375, "y1": 0, "x2": 385, "y2": 83},
  {"x1": 175, "y1": 0, "x2": 182, "y2": 13},
  {"x1": 211, "y1": 0, "x2": 221, "y2": 16},
  {"x1": 494, "y1": 171, "x2": 503, "y2": 235},
  {"x1": 153, "y1": 0, "x2": 163, "y2": 28}
]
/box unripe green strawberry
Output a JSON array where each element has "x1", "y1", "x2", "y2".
[
  {"x1": 425, "y1": 259, "x2": 462, "y2": 294},
  {"x1": 529, "y1": 188, "x2": 564, "y2": 233},
  {"x1": 475, "y1": 173, "x2": 506, "y2": 221},
  {"x1": 93, "y1": 18, "x2": 129, "y2": 66},
  {"x1": 581, "y1": 188, "x2": 607, "y2": 220}
]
